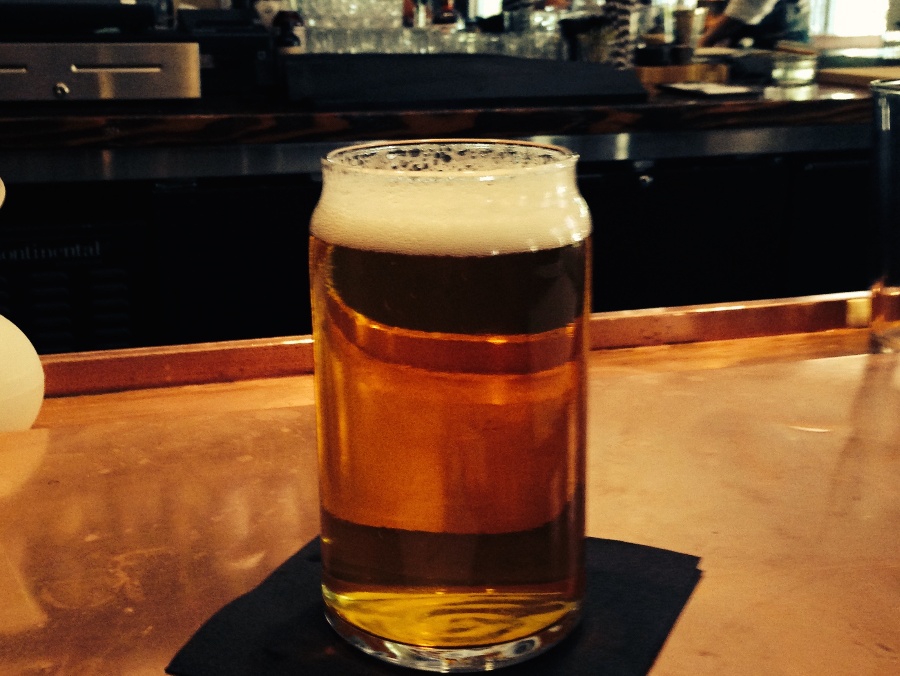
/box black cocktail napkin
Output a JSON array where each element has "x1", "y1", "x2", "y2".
[{"x1": 166, "y1": 537, "x2": 701, "y2": 676}]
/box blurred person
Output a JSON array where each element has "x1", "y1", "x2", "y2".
[
  {"x1": 604, "y1": 0, "x2": 645, "y2": 68},
  {"x1": 699, "y1": 0, "x2": 811, "y2": 49}
]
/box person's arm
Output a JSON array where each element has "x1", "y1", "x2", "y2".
[
  {"x1": 698, "y1": 14, "x2": 747, "y2": 47},
  {"x1": 698, "y1": 0, "x2": 781, "y2": 47}
]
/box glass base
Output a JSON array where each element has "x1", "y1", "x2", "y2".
[
  {"x1": 871, "y1": 328, "x2": 900, "y2": 353},
  {"x1": 870, "y1": 281, "x2": 900, "y2": 353},
  {"x1": 324, "y1": 603, "x2": 582, "y2": 673}
]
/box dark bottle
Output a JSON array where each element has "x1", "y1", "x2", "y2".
[
  {"x1": 272, "y1": 9, "x2": 307, "y2": 52},
  {"x1": 433, "y1": 0, "x2": 462, "y2": 26}
]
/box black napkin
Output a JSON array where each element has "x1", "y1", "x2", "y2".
[{"x1": 166, "y1": 537, "x2": 701, "y2": 676}]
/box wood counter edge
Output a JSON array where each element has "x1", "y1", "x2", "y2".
[{"x1": 40, "y1": 291, "x2": 873, "y2": 398}]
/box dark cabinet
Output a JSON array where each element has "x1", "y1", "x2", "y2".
[
  {"x1": 0, "y1": 149, "x2": 878, "y2": 353},
  {"x1": 0, "y1": 182, "x2": 154, "y2": 354},
  {"x1": 581, "y1": 150, "x2": 876, "y2": 312},
  {"x1": 0, "y1": 175, "x2": 320, "y2": 354},
  {"x1": 147, "y1": 175, "x2": 319, "y2": 347},
  {"x1": 780, "y1": 154, "x2": 879, "y2": 297}
]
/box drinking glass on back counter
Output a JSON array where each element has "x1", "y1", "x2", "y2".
[
  {"x1": 309, "y1": 139, "x2": 592, "y2": 671},
  {"x1": 871, "y1": 81, "x2": 900, "y2": 352}
]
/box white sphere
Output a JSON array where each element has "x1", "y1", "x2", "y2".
[{"x1": 0, "y1": 315, "x2": 44, "y2": 432}]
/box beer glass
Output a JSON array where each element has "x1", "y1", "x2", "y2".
[
  {"x1": 309, "y1": 139, "x2": 591, "y2": 671},
  {"x1": 872, "y1": 81, "x2": 900, "y2": 352}
]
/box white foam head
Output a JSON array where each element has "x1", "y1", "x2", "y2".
[{"x1": 311, "y1": 140, "x2": 592, "y2": 256}]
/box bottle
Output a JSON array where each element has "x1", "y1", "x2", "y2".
[
  {"x1": 433, "y1": 0, "x2": 462, "y2": 26},
  {"x1": 272, "y1": 10, "x2": 307, "y2": 53},
  {"x1": 413, "y1": 0, "x2": 432, "y2": 27}
]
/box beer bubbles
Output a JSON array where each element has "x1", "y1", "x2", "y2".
[{"x1": 0, "y1": 314, "x2": 45, "y2": 432}]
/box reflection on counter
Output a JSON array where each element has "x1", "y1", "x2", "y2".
[
  {"x1": 0, "y1": 404, "x2": 320, "y2": 673},
  {"x1": 0, "y1": 429, "x2": 48, "y2": 636}
]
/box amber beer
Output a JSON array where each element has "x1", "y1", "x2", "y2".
[{"x1": 309, "y1": 140, "x2": 591, "y2": 671}]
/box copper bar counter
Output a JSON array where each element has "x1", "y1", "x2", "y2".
[{"x1": 1, "y1": 293, "x2": 897, "y2": 675}]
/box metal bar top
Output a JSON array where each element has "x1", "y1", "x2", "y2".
[{"x1": 0, "y1": 295, "x2": 896, "y2": 675}]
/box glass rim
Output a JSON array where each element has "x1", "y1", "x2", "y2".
[
  {"x1": 321, "y1": 138, "x2": 579, "y2": 178},
  {"x1": 871, "y1": 79, "x2": 900, "y2": 94}
]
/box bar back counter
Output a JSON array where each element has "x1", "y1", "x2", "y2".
[{"x1": 0, "y1": 67, "x2": 876, "y2": 353}]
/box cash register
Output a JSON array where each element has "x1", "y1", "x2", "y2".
[{"x1": 0, "y1": 0, "x2": 201, "y2": 100}]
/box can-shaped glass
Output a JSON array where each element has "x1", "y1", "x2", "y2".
[
  {"x1": 309, "y1": 139, "x2": 591, "y2": 671},
  {"x1": 872, "y1": 80, "x2": 900, "y2": 352}
]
